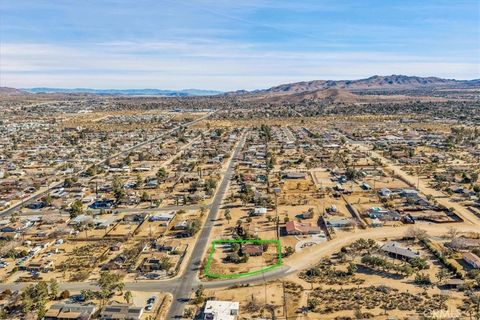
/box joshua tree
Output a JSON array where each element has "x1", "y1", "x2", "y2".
[{"x1": 124, "y1": 291, "x2": 133, "y2": 304}]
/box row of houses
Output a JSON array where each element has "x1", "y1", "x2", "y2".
[{"x1": 43, "y1": 300, "x2": 240, "y2": 320}]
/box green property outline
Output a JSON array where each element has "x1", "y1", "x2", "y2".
[{"x1": 204, "y1": 238, "x2": 283, "y2": 279}]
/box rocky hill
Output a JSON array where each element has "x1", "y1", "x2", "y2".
[
  {"x1": 262, "y1": 75, "x2": 479, "y2": 94},
  {"x1": 0, "y1": 87, "x2": 30, "y2": 96}
]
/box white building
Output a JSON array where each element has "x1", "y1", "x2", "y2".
[
  {"x1": 203, "y1": 300, "x2": 239, "y2": 320},
  {"x1": 250, "y1": 207, "x2": 267, "y2": 216}
]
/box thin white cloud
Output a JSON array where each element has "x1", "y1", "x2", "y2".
[{"x1": 1, "y1": 42, "x2": 478, "y2": 90}]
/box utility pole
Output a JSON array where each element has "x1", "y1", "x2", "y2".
[
  {"x1": 263, "y1": 272, "x2": 267, "y2": 305},
  {"x1": 274, "y1": 191, "x2": 279, "y2": 240},
  {"x1": 282, "y1": 281, "x2": 288, "y2": 319}
]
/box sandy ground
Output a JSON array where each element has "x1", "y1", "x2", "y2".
[{"x1": 366, "y1": 147, "x2": 479, "y2": 225}]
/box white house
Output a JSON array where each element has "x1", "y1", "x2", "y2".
[
  {"x1": 203, "y1": 300, "x2": 239, "y2": 320},
  {"x1": 250, "y1": 207, "x2": 267, "y2": 216}
]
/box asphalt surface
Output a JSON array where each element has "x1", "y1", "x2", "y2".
[
  {"x1": 0, "y1": 264, "x2": 292, "y2": 292},
  {"x1": 17, "y1": 204, "x2": 210, "y2": 217}
]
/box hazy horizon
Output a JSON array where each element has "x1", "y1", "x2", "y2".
[
  {"x1": 1, "y1": 0, "x2": 479, "y2": 90},
  {"x1": 7, "y1": 74, "x2": 478, "y2": 93}
]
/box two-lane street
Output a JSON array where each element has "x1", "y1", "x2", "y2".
[{"x1": 166, "y1": 131, "x2": 247, "y2": 318}]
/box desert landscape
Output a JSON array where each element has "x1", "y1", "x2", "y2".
[{"x1": 1, "y1": 1, "x2": 479, "y2": 319}]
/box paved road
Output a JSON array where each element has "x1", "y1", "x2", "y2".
[
  {"x1": 17, "y1": 204, "x2": 212, "y2": 217},
  {"x1": 0, "y1": 113, "x2": 213, "y2": 218},
  {"x1": 166, "y1": 131, "x2": 246, "y2": 319},
  {"x1": 0, "y1": 264, "x2": 292, "y2": 293}
]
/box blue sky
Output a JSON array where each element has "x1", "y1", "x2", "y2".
[{"x1": 1, "y1": 0, "x2": 479, "y2": 90}]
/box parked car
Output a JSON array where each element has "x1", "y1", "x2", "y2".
[{"x1": 147, "y1": 296, "x2": 156, "y2": 304}]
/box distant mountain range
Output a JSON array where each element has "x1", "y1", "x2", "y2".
[
  {"x1": 228, "y1": 75, "x2": 480, "y2": 103},
  {"x1": 254, "y1": 75, "x2": 480, "y2": 94},
  {"x1": 21, "y1": 87, "x2": 223, "y2": 96},
  {"x1": 1, "y1": 75, "x2": 479, "y2": 101},
  {"x1": 0, "y1": 87, "x2": 29, "y2": 96}
]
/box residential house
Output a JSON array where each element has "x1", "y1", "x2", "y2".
[
  {"x1": 283, "y1": 172, "x2": 307, "y2": 179},
  {"x1": 24, "y1": 260, "x2": 54, "y2": 272},
  {"x1": 302, "y1": 208, "x2": 314, "y2": 219},
  {"x1": 401, "y1": 189, "x2": 418, "y2": 198},
  {"x1": 100, "y1": 303, "x2": 143, "y2": 320},
  {"x1": 148, "y1": 212, "x2": 175, "y2": 225},
  {"x1": 0, "y1": 220, "x2": 33, "y2": 233},
  {"x1": 138, "y1": 256, "x2": 171, "y2": 273},
  {"x1": 366, "y1": 207, "x2": 401, "y2": 221},
  {"x1": 88, "y1": 199, "x2": 114, "y2": 209},
  {"x1": 241, "y1": 244, "x2": 263, "y2": 256},
  {"x1": 154, "y1": 239, "x2": 180, "y2": 252},
  {"x1": 370, "y1": 218, "x2": 383, "y2": 227},
  {"x1": 203, "y1": 300, "x2": 239, "y2": 320},
  {"x1": 93, "y1": 217, "x2": 116, "y2": 229},
  {"x1": 463, "y1": 252, "x2": 480, "y2": 269},
  {"x1": 122, "y1": 213, "x2": 145, "y2": 224},
  {"x1": 173, "y1": 220, "x2": 188, "y2": 230},
  {"x1": 447, "y1": 237, "x2": 480, "y2": 251},
  {"x1": 381, "y1": 241, "x2": 420, "y2": 261},
  {"x1": 285, "y1": 221, "x2": 322, "y2": 235},
  {"x1": 379, "y1": 188, "x2": 392, "y2": 197},
  {"x1": 325, "y1": 218, "x2": 354, "y2": 229},
  {"x1": 249, "y1": 207, "x2": 267, "y2": 216},
  {"x1": 44, "y1": 303, "x2": 96, "y2": 320}
]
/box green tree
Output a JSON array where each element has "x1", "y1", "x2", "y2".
[
  {"x1": 86, "y1": 165, "x2": 97, "y2": 177},
  {"x1": 136, "y1": 175, "x2": 143, "y2": 189},
  {"x1": 80, "y1": 289, "x2": 95, "y2": 301},
  {"x1": 284, "y1": 246, "x2": 295, "y2": 257},
  {"x1": 97, "y1": 271, "x2": 123, "y2": 305},
  {"x1": 141, "y1": 191, "x2": 150, "y2": 202},
  {"x1": 409, "y1": 257, "x2": 429, "y2": 270},
  {"x1": 59, "y1": 290, "x2": 70, "y2": 299},
  {"x1": 70, "y1": 200, "x2": 83, "y2": 218},
  {"x1": 159, "y1": 257, "x2": 174, "y2": 271},
  {"x1": 193, "y1": 285, "x2": 205, "y2": 304},
  {"x1": 156, "y1": 168, "x2": 167, "y2": 181},
  {"x1": 112, "y1": 176, "x2": 125, "y2": 204},
  {"x1": 414, "y1": 273, "x2": 432, "y2": 286},
  {"x1": 307, "y1": 298, "x2": 319, "y2": 310},
  {"x1": 49, "y1": 278, "x2": 59, "y2": 300},
  {"x1": 347, "y1": 262, "x2": 358, "y2": 275},
  {"x1": 41, "y1": 194, "x2": 53, "y2": 206},
  {"x1": 186, "y1": 219, "x2": 201, "y2": 236},
  {"x1": 436, "y1": 268, "x2": 450, "y2": 284},
  {"x1": 224, "y1": 209, "x2": 232, "y2": 224},
  {"x1": 21, "y1": 282, "x2": 49, "y2": 315},
  {"x1": 200, "y1": 206, "x2": 207, "y2": 217},
  {"x1": 124, "y1": 291, "x2": 133, "y2": 304},
  {"x1": 37, "y1": 301, "x2": 47, "y2": 319}
]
